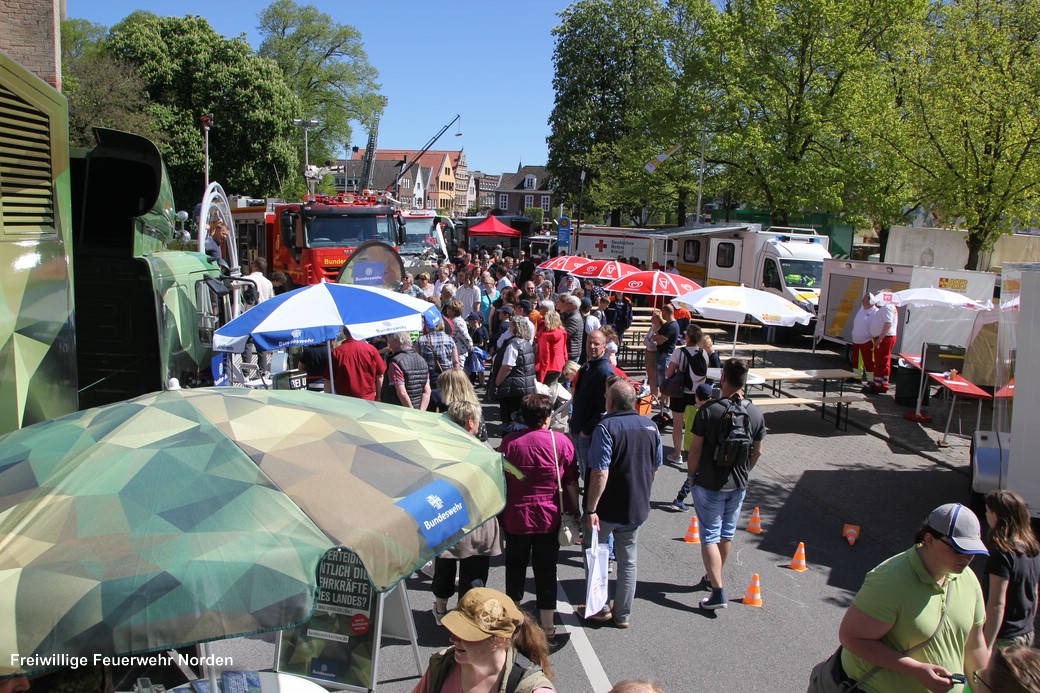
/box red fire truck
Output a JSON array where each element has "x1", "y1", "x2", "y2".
[{"x1": 230, "y1": 191, "x2": 406, "y2": 285}]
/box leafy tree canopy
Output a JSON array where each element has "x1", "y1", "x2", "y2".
[
  {"x1": 106, "y1": 12, "x2": 301, "y2": 207},
  {"x1": 258, "y1": 0, "x2": 382, "y2": 173},
  {"x1": 61, "y1": 18, "x2": 161, "y2": 148}
]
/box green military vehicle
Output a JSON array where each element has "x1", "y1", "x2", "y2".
[{"x1": 0, "y1": 49, "x2": 235, "y2": 434}]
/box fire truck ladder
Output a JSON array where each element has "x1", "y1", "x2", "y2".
[{"x1": 360, "y1": 96, "x2": 388, "y2": 191}]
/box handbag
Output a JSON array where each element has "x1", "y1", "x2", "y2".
[
  {"x1": 551, "y1": 431, "x2": 580, "y2": 547},
  {"x1": 807, "y1": 583, "x2": 950, "y2": 693},
  {"x1": 660, "y1": 369, "x2": 685, "y2": 398}
]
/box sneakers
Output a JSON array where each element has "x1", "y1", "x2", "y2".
[
  {"x1": 692, "y1": 574, "x2": 711, "y2": 591},
  {"x1": 666, "y1": 452, "x2": 683, "y2": 464},
  {"x1": 432, "y1": 606, "x2": 447, "y2": 626},
  {"x1": 586, "y1": 606, "x2": 613, "y2": 623},
  {"x1": 700, "y1": 588, "x2": 728, "y2": 610},
  {"x1": 670, "y1": 499, "x2": 689, "y2": 512},
  {"x1": 613, "y1": 617, "x2": 631, "y2": 629}
]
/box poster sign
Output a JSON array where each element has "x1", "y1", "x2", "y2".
[
  {"x1": 277, "y1": 549, "x2": 378, "y2": 690},
  {"x1": 557, "y1": 216, "x2": 571, "y2": 253}
]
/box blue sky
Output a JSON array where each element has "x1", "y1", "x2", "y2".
[{"x1": 67, "y1": 0, "x2": 573, "y2": 176}]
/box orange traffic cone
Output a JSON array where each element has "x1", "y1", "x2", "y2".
[
  {"x1": 742, "y1": 573, "x2": 763, "y2": 607},
  {"x1": 843, "y1": 524, "x2": 860, "y2": 546},
  {"x1": 684, "y1": 515, "x2": 701, "y2": 544},
  {"x1": 789, "y1": 542, "x2": 809, "y2": 572},
  {"x1": 746, "y1": 507, "x2": 763, "y2": 534}
]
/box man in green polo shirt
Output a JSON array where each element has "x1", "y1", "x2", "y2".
[{"x1": 837, "y1": 503, "x2": 990, "y2": 692}]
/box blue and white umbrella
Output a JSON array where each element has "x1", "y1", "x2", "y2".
[{"x1": 213, "y1": 281, "x2": 442, "y2": 354}]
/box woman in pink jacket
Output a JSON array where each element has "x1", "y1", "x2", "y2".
[{"x1": 498, "y1": 394, "x2": 579, "y2": 640}]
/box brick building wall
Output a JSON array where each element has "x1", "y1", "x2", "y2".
[{"x1": 0, "y1": 0, "x2": 63, "y2": 89}]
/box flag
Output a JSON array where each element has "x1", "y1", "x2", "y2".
[{"x1": 644, "y1": 144, "x2": 682, "y2": 173}]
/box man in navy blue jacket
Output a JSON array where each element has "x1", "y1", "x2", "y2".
[
  {"x1": 583, "y1": 378, "x2": 663, "y2": 628},
  {"x1": 569, "y1": 329, "x2": 616, "y2": 478}
]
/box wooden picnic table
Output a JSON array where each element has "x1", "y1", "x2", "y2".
[
  {"x1": 716, "y1": 343, "x2": 782, "y2": 368},
  {"x1": 748, "y1": 367, "x2": 855, "y2": 397},
  {"x1": 741, "y1": 367, "x2": 861, "y2": 430}
]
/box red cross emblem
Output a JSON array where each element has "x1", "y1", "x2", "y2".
[{"x1": 595, "y1": 239, "x2": 607, "y2": 252}]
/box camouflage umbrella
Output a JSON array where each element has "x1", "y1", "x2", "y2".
[{"x1": 0, "y1": 388, "x2": 505, "y2": 676}]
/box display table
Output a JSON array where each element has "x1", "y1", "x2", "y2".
[
  {"x1": 925, "y1": 371, "x2": 991, "y2": 446},
  {"x1": 899, "y1": 352, "x2": 991, "y2": 444}
]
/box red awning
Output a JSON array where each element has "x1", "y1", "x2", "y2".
[{"x1": 468, "y1": 215, "x2": 521, "y2": 238}]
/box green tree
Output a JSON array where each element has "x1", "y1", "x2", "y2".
[
  {"x1": 61, "y1": 19, "x2": 161, "y2": 148},
  {"x1": 703, "y1": 0, "x2": 926, "y2": 226},
  {"x1": 547, "y1": 0, "x2": 675, "y2": 224},
  {"x1": 106, "y1": 12, "x2": 300, "y2": 206},
  {"x1": 880, "y1": 0, "x2": 1040, "y2": 269},
  {"x1": 258, "y1": 0, "x2": 382, "y2": 176}
]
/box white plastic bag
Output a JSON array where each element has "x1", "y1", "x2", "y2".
[{"x1": 584, "y1": 526, "x2": 610, "y2": 616}]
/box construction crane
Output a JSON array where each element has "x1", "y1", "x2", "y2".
[
  {"x1": 393, "y1": 113, "x2": 461, "y2": 197},
  {"x1": 360, "y1": 96, "x2": 388, "y2": 191}
]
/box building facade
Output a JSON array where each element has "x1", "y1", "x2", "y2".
[{"x1": 494, "y1": 166, "x2": 554, "y2": 216}]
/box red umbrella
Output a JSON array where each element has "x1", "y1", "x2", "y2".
[
  {"x1": 571, "y1": 260, "x2": 640, "y2": 280},
  {"x1": 602, "y1": 270, "x2": 702, "y2": 296},
  {"x1": 538, "y1": 255, "x2": 592, "y2": 272}
]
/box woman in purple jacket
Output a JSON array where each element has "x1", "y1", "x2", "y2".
[{"x1": 498, "y1": 394, "x2": 580, "y2": 640}]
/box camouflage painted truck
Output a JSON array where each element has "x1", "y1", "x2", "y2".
[{"x1": 0, "y1": 49, "x2": 235, "y2": 435}]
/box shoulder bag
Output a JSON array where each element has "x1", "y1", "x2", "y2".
[
  {"x1": 807, "y1": 582, "x2": 950, "y2": 693},
  {"x1": 661, "y1": 347, "x2": 702, "y2": 398},
  {"x1": 551, "y1": 431, "x2": 580, "y2": 547}
]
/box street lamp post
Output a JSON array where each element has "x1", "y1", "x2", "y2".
[
  {"x1": 201, "y1": 113, "x2": 213, "y2": 188},
  {"x1": 576, "y1": 168, "x2": 586, "y2": 240},
  {"x1": 293, "y1": 118, "x2": 321, "y2": 194}
]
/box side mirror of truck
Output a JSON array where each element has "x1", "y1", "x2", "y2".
[
  {"x1": 395, "y1": 212, "x2": 406, "y2": 246},
  {"x1": 280, "y1": 211, "x2": 298, "y2": 249}
]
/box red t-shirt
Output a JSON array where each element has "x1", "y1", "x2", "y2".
[{"x1": 324, "y1": 338, "x2": 386, "y2": 400}]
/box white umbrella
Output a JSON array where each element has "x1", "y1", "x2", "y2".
[
  {"x1": 674, "y1": 285, "x2": 813, "y2": 355},
  {"x1": 873, "y1": 287, "x2": 994, "y2": 421},
  {"x1": 873, "y1": 287, "x2": 992, "y2": 311}
]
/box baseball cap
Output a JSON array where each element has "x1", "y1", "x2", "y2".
[
  {"x1": 423, "y1": 312, "x2": 443, "y2": 330},
  {"x1": 441, "y1": 587, "x2": 522, "y2": 641},
  {"x1": 926, "y1": 503, "x2": 988, "y2": 555},
  {"x1": 497, "y1": 305, "x2": 514, "y2": 315},
  {"x1": 518, "y1": 299, "x2": 532, "y2": 313},
  {"x1": 695, "y1": 383, "x2": 713, "y2": 401},
  {"x1": 580, "y1": 297, "x2": 593, "y2": 310},
  {"x1": 466, "y1": 311, "x2": 483, "y2": 322}
]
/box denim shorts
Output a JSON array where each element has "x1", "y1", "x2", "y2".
[
  {"x1": 693, "y1": 486, "x2": 748, "y2": 544},
  {"x1": 655, "y1": 351, "x2": 671, "y2": 388}
]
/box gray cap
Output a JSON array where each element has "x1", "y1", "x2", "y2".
[{"x1": 926, "y1": 503, "x2": 988, "y2": 555}]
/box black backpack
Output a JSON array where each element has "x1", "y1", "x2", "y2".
[
  {"x1": 712, "y1": 397, "x2": 754, "y2": 467},
  {"x1": 681, "y1": 347, "x2": 708, "y2": 382}
]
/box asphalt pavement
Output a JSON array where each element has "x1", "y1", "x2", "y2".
[{"x1": 208, "y1": 336, "x2": 988, "y2": 692}]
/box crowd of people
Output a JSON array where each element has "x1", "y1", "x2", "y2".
[{"x1": 227, "y1": 243, "x2": 1039, "y2": 692}]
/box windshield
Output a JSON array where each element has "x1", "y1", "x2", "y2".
[
  {"x1": 305, "y1": 214, "x2": 395, "y2": 248},
  {"x1": 779, "y1": 259, "x2": 823, "y2": 289},
  {"x1": 400, "y1": 218, "x2": 437, "y2": 253}
]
